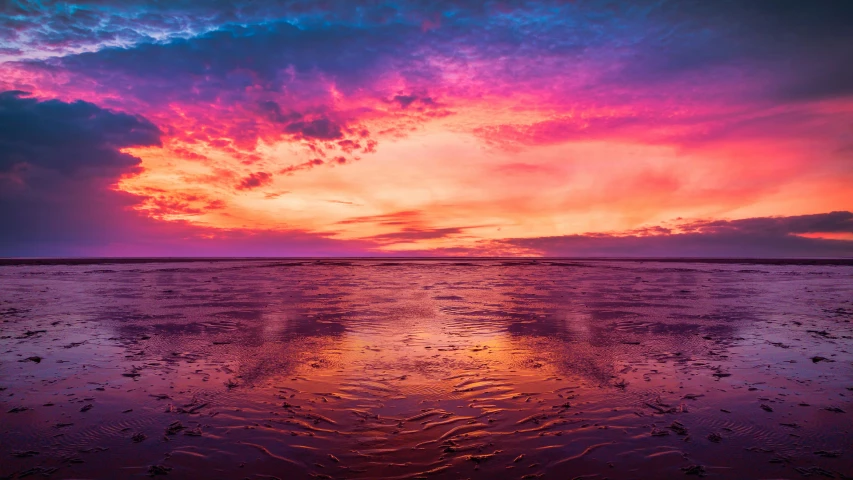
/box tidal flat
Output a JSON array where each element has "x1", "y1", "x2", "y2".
[{"x1": 1, "y1": 259, "x2": 851, "y2": 479}]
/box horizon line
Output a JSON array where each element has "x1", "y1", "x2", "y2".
[{"x1": 2, "y1": 256, "x2": 852, "y2": 266}]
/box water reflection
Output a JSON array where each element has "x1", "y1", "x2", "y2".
[{"x1": 1, "y1": 260, "x2": 851, "y2": 479}]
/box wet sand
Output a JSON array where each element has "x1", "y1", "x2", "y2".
[{"x1": 1, "y1": 259, "x2": 851, "y2": 479}]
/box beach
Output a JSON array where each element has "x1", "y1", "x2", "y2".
[{"x1": 1, "y1": 259, "x2": 851, "y2": 479}]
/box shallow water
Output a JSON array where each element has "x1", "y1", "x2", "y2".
[{"x1": 1, "y1": 259, "x2": 852, "y2": 479}]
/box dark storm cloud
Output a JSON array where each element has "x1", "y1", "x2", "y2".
[
  {"x1": 0, "y1": 91, "x2": 161, "y2": 252},
  {"x1": 0, "y1": 90, "x2": 161, "y2": 175}
]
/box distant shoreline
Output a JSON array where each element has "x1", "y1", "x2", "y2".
[{"x1": 1, "y1": 257, "x2": 852, "y2": 266}]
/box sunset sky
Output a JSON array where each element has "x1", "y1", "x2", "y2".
[{"x1": 1, "y1": 0, "x2": 852, "y2": 257}]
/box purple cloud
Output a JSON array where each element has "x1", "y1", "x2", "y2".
[
  {"x1": 236, "y1": 171, "x2": 273, "y2": 190},
  {"x1": 0, "y1": 90, "x2": 160, "y2": 176},
  {"x1": 284, "y1": 118, "x2": 343, "y2": 140},
  {"x1": 498, "y1": 212, "x2": 853, "y2": 258}
]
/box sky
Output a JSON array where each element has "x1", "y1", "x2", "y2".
[{"x1": 1, "y1": 0, "x2": 852, "y2": 257}]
